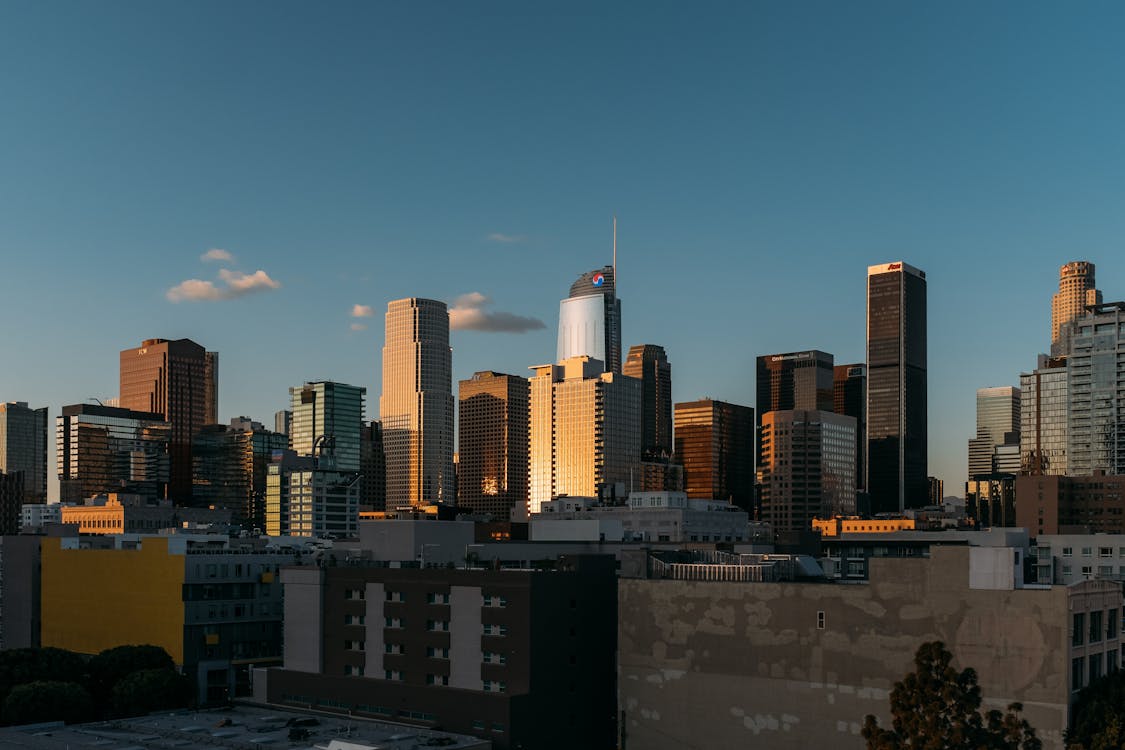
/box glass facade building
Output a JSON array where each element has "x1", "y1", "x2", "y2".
[
  {"x1": 623, "y1": 345, "x2": 672, "y2": 457},
  {"x1": 1020, "y1": 357, "x2": 1068, "y2": 476},
  {"x1": 673, "y1": 399, "x2": 755, "y2": 511},
  {"x1": 557, "y1": 266, "x2": 622, "y2": 374},
  {"x1": 458, "y1": 371, "x2": 529, "y2": 519},
  {"x1": 833, "y1": 364, "x2": 866, "y2": 491},
  {"x1": 288, "y1": 381, "x2": 366, "y2": 472},
  {"x1": 866, "y1": 262, "x2": 927, "y2": 513},
  {"x1": 1064, "y1": 302, "x2": 1125, "y2": 475},
  {"x1": 56, "y1": 404, "x2": 170, "y2": 502},
  {"x1": 967, "y1": 386, "x2": 1021, "y2": 480},
  {"x1": 0, "y1": 402, "x2": 48, "y2": 503},
  {"x1": 192, "y1": 419, "x2": 288, "y2": 529}
]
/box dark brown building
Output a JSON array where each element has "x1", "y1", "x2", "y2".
[
  {"x1": 457, "y1": 372, "x2": 529, "y2": 520},
  {"x1": 623, "y1": 344, "x2": 672, "y2": 457},
  {"x1": 1016, "y1": 473, "x2": 1125, "y2": 535},
  {"x1": 0, "y1": 471, "x2": 24, "y2": 536},
  {"x1": 360, "y1": 420, "x2": 387, "y2": 512},
  {"x1": 756, "y1": 350, "x2": 835, "y2": 417},
  {"x1": 673, "y1": 399, "x2": 755, "y2": 510},
  {"x1": 833, "y1": 363, "x2": 866, "y2": 490},
  {"x1": 266, "y1": 555, "x2": 617, "y2": 750},
  {"x1": 120, "y1": 338, "x2": 218, "y2": 503}
]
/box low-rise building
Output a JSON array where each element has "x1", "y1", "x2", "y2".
[
  {"x1": 818, "y1": 527, "x2": 1030, "y2": 580},
  {"x1": 59, "y1": 493, "x2": 231, "y2": 534},
  {"x1": 20, "y1": 501, "x2": 61, "y2": 529},
  {"x1": 1032, "y1": 533, "x2": 1125, "y2": 585},
  {"x1": 812, "y1": 516, "x2": 917, "y2": 536},
  {"x1": 1016, "y1": 473, "x2": 1125, "y2": 535},
  {"x1": 531, "y1": 491, "x2": 752, "y2": 543}
]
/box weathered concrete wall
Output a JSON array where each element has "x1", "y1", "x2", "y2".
[{"x1": 619, "y1": 546, "x2": 1070, "y2": 750}]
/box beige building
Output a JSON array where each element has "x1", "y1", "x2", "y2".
[
  {"x1": 457, "y1": 371, "x2": 529, "y2": 519},
  {"x1": 528, "y1": 356, "x2": 640, "y2": 515},
  {"x1": 379, "y1": 298, "x2": 454, "y2": 507},
  {"x1": 619, "y1": 545, "x2": 1121, "y2": 750},
  {"x1": 1051, "y1": 260, "x2": 1101, "y2": 348}
]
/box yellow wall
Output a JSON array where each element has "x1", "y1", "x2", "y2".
[
  {"x1": 41, "y1": 537, "x2": 186, "y2": 663},
  {"x1": 812, "y1": 517, "x2": 917, "y2": 536}
]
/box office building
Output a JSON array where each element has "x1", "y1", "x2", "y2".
[
  {"x1": 833, "y1": 363, "x2": 866, "y2": 489},
  {"x1": 56, "y1": 403, "x2": 171, "y2": 503},
  {"x1": 532, "y1": 491, "x2": 752, "y2": 543},
  {"x1": 119, "y1": 338, "x2": 218, "y2": 502},
  {"x1": 1064, "y1": 302, "x2": 1125, "y2": 475},
  {"x1": 623, "y1": 345, "x2": 672, "y2": 457},
  {"x1": 928, "y1": 476, "x2": 945, "y2": 506},
  {"x1": 289, "y1": 381, "x2": 366, "y2": 472},
  {"x1": 674, "y1": 399, "x2": 755, "y2": 511},
  {"x1": 360, "y1": 420, "x2": 387, "y2": 512},
  {"x1": 192, "y1": 418, "x2": 288, "y2": 528},
  {"x1": 0, "y1": 472, "x2": 24, "y2": 536},
  {"x1": 265, "y1": 452, "x2": 360, "y2": 538},
  {"x1": 758, "y1": 410, "x2": 857, "y2": 532},
  {"x1": 1015, "y1": 474, "x2": 1125, "y2": 536},
  {"x1": 0, "y1": 535, "x2": 40, "y2": 649},
  {"x1": 965, "y1": 475, "x2": 1017, "y2": 527},
  {"x1": 967, "y1": 386, "x2": 1021, "y2": 479},
  {"x1": 866, "y1": 262, "x2": 927, "y2": 513},
  {"x1": 0, "y1": 402, "x2": 48, "y2": 504},
  {"x1": 1051, "y1": 260, "x2": 1101, "y2": 352},
  {"x1": 263, "y1": 555, "x2": 618, "y2": 750},
  {"x1": 458, "y1": 372, "x2": 529, "y2": 520},
  {"x1": 274, "y1": 409, "x2": 291, "y2": 436},
  {"x1": 1020, "y1": 356, "x2": 1068, "y2": 475},
  {"x1": 557, "y1": 265, "x2": 623, "y2": 374},
  {"x1": 528, "y1": 356, "x2": 641, "y2": 514},
  {"x1": 380, "y1": 298, "x2": 455, "y2": 507},
  {"x1": 756, "y1": 350, "x2": 834, "y2": 416},
  {"x1": 60, "y1": 493, "x2": 232, "y2": 534}
]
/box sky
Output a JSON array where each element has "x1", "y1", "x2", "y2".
[{"x1": 2, "y1": 1, "x2": 1124, "y2": 500}]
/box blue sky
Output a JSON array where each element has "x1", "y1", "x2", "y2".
[{"x1": 2, "y1": 1, "x2": 1124, "y2": 499}]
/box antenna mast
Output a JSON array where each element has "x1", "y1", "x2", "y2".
[{"x1": 612, "y1": 215, "x2": 617, "y2": 280}]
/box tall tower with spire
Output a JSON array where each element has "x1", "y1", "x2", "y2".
[{"x1": 556, "y1": 220, "x2": 623, "y2": 373}]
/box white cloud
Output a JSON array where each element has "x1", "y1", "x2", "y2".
[
  {"x1": 487, "y1": 232, "x2": 525, "y2": 244},
  {"x1": 166, "y1": 268, "x2": 281, "y2": 303},
  {"x1": 449, "y1": 292, "x2": 545, "y2": 333},
  {"x1": 218, "y1": 268, "x2": 281, "y2": 296},
  {"x1": 200, "y1": 248, "x2": 234, "y2": 263},
  {"x1": 166, "y1": 279, "x2": 224, "y2": 302},
  {"x1": 350, "y1": 322, "x2": 367, "y2": 331},
  {"x1": 351, "y1": 304, "x2": 375, "y2": 318}
]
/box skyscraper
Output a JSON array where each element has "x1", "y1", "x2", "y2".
[
  {"x1": 1064, "y1": 302, "x2": 1125, "y2": 475},
  {"x1": 360, "y1": 420, "x2": 386, "y2": 512},
  {"x1": 756, "y1": 350, "x2": 835, "y2": 415},
  {"x1": 192, "y1": 418, "x2": 288, "y2": 528},
  {"x1": 557, "y1": 266, "x2": 622, "y2": 374},
  {"x1": 458, "y1": 371, "x2": 529, "y2": 519},
  {"x1": 1051, "y1": 261, "x2": 1101, "y2": 351},
  {"x1": 966, "y1": 386, "x2": 1020, "y2": 479},
  {"x1": 528, "y1": 356, "x2": 641, "y2": 514},
  {"x1": 623, "y1": 345, "x2": 672, "y2": 457},
  {"x1": 833, "y1": 363, "x2": 866, "y2": 490},
  {"x1": 1019, "y1": 356, "x2": 1068, "y2": 476},
  {"x1": 57, "y1": 403, "x2": 170, "y2": 503},
  {"x1": 274, "y1": 410, "x2": 292, "y2": 436},
  {"x1": 289, "y1": 381, "x2": 366, "y2": 472},
  {"x1": 673, "y1": 399, "x2": 755, "y2": 510},
  {"x1": 380, "y1": 298, "x2": 455, "y2": 507},
  {"x1": 866, "y1": 262, "x2": 927, "y2": 513},
  {"x1": 119, "y1": 338, "x2": 217, "y2": 502},
  {"x1": 0, "y1": 402, "x2": 48, "y2": 503}
]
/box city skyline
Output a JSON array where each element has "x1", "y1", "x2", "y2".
[{"x1": 4, "y1": 3, "x2": 1125, "y2": 499}]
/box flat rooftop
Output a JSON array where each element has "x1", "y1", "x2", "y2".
[{"x1": 0, "y1": 704, "x2": 490, "y2": 750}]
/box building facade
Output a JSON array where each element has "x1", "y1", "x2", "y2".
[
  {"x1": 833, "y1": 363, "x2": 867, "y2": 490},
  {"x1": 457, "y1": 372, "x2": 529, "y2": 520},
  {"x1": 1015, "y1": 473, "x2": 1125, "y2": 536},
  {"x1": 1063, "y1": 302, "x2": 1125, "y2": 475},
  {"x1": 528, "y1": 357, "x2": 641, "y2": 514},
  {"x1": 0, "y1": 473, "x2": 25, "y2": 536},
  {"x1": 360, "y1": 420, "x2": 387, "y2": 512},
  {"x1": 673, "y1": 399, "x2": 755, "y2": 511},
  {"x1": 866, "y1": 262, "x2": 927, "y2": 513},
  {"x1": 623, "y1": 344, "x2": 672, "y2": 457},
  {"x1": 756, "y1": 350, "x2": 835, "y2": 416},
  {"x1": 968, "y1": 386, "x2": 1021, "y2": 479},
  {"x1": 0, "y1": 402, "x2": 48, "y2": 504},
  {"x1": 288, "y1": 381, "x2": 365, "y2": 472},
  {"x1": 380, "y1": 298, "x2": 455, "y2": 507},
  {"x1": 56, "y1": 403, "x2": 171, "y2": 503},
  {"x1": 557, "y1": 266, "x2": 622, "y2": 374},
  {"x1": 1020, "y1": 356, "x2": 1069, "y2": 475},
  {"x1": 192, "y1": 419, "x2": 288, "y2": 528},
  {"x1": 1051, "y1": 260, "x2": 1101, "y2": 352},
  {"x1": 266, "y1": 454, "x2": 360, "y2": 538},
  {"x1": 119, "y1": 338, "x2": 218, "y2": 502}
]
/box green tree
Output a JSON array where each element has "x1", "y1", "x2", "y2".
[
  {"x1": 110, "y1": 668, "x2": 191, "y2": 717},
  {"x1": 1, "y1": 681, "x2": 94, "y2": 726},
  {"x1": 862, "y1": 641, "x2": 1041, "y2": 750},
  {"x1": 88, "y1": 645, "x2": 175, "y2": 698},
  {"x1": 1066, "y1": 670, "x2": 1125, "y2": 749},
  {"x1": 0, "y1": 648, "x2": 87, "y2": 706}
]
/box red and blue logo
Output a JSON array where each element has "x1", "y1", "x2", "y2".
[{"x1": 592, "y1": 272, "x2": 605, "y2": 287}]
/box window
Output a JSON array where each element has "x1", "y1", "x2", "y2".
[
  {"x1": 426, "y1": 674, "x2": 449, "y2": 686},
  {"x1": 344, "y1": 640, "x2": 366, "y2": 652},
  {"x1": 491, "y1": 723, "x2": 505, "y2": 734},
  {"x1": 1074, "y1": 613, "x2": 1086, "y2": 646},
  {"x1": 385, "y1": 617, "x2": 403, "y2": 629},
  {"x1": 427, "y1": 592, "x2": 450, "y2": 605},
  {"x1": 1100, "y1": 566, "x2": 1114, "y2": 577},
  {"x1": 483, "y1": 680, "x2": 507, "y2": 693},
  {"x1": 1091, "y1": 611, "x2": 1104, "y2": 643},
  {"x1": 483, "y1": 595, "x2": 508, "y2": 608},
  {"x1": 1110, "y1": 611, "x2": 1118, "y2": 640},
  {"x1": 1073, "y1": 657, "x2": 1085, "y2": 691},
  {"x1": 345, "y1": 614, "x2": 366, "y2": 626},
  {"x1": 1090, "y1": 653, "x2": 1104, "y2": 682},
  {"x1": 1063, "y1": 547, "x2": 1073, "y2": 558},
  {"x1": 817, "y1": 611, "x2": 826, "y2": 630},
  {"x1": 384, "y1": 670, "x2": 403, "y2": 681},
  {"x1": 484, "y1": 624, "x2": 508, "y2": 637},
  {"x1": 345, "y1": 665, "x2": 365, "y2": 676},
  {"x1": 346, "y1": 588, "x2": 365, "y2": 601},
  {"x1": 483, "y1": 651, "x2": 507, "y2": 665},
  {"x1": 1101, "y1": 547, "x2": 1114, "y2": 558},
  {"x1": 1082, "y1": 566, "x2": 1093, "y2": 577},
  {"x1": 384, "y1": 643, "x2": 403, "y2": 655},
  {"x1": 426, "y1": 646, "x2": 450, "y2": 659},
  {"x1": 385, "y1": 590, "x2": 404, "y2": 603},
  {"x1": 427, "y1": 619, "x2": 449, "y2": 632},
  {"x1": 1082, "y1": 547, "x2": 1093, "y2": 557},
  {"x1": 1063, "y1": 565, "x2": 1073, "y2": 577},
  {"x1": 1110, "y1": 650, "x2": 1120, "y2": 673}
]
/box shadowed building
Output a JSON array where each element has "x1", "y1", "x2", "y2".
[
  {"x1": 1020, "y1": 356, "x2": 1068, "y2": 475},
  {"x1": 192, "y1": 418, "x2": 288, "y2": 529},
  {"x1": 623, "y1": 345, "x2": 672, "y2": 457},
  {"x1": 673, "y1": 399, "x2": 754, "y2": 511},
  {"x1": 833, "y1": 364, "x2": 866, "y2": 489},
  {"x1": 557, "y1": 266, "x2": 623, "y2": 374},
  {"x1": 361, "y1": 420, "x2": 387, "y2": 512},
  {"x1": 458, "y1": 372, "x2": 529, "y2": 520},
  {"x1": 57, "y1": 403, "x2": 170, "y2": 503},
  {"x1": 119, "y1": 338, "x2": 218, "y2": 503},
  {"x1": 0, "y1": 402, "x2": 48, "y2": 504},
  {"x1": 756, "y1": 350, "x2": 834, "y2": 416},
  {"x1": 866, "y1": 262, "x2": 927, "y2": 513}
]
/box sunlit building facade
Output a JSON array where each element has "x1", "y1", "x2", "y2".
[
  {"x1": 557, "y1": 266, "x2": 622, "y2": 374},
  {"x1": 1020, "y1": 357, "x2": 1068, "y2": 476},
  {"x1": 1051, "y1": 261, "x2": 1101, "y2": 353},
  {"x1": 623, "y1": 344, "x2": 672, "y2": 457},
  {"x1": 458, "y1": 371, "x2": 529, "y2": 519},
  {"x1": 56, "y1": 403, "x2": 170, "y2": 502},
  {"x1": 288, "y1": 381, "x2": 366, "y2": 472},
  {"x1": 673, "y1": 399, "x2": 755, "y2": 510},
  {"x1": 528, "y1": 356, "x2": 641, "y2": 514},
  {"x1": 0, "y1": 402, "x2": 48, "y2": 503},
  {"x1": 380, "y1": 298, "x2": 455, "y2": 507}
]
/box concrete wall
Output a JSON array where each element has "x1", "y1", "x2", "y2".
[
  {"x1": 619, "y1": 546, "x2": 1072, "y2": 750},
  {"x1": 281, "y1": 567, "x2": 324, "y2": 673},
  {"x1": 449, "y1": 585, "x2": 483, "y2": 689}
]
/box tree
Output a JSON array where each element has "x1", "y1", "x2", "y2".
[
  {"x1": 110, "y1": 668, "x2": 191, "y2": 717},
  {"x1": 0, "y1": 648, "x2": 87, "y2": 707},
  {"x1": 1, "y1": 681, "x2": 94, "y2": 726},
  {"x1": 862, "y1": 641, "x2": 1041, "y2": 750},
  {"x1": 88, "y1": 645, "x2": 175, "y2": 698},
  {"x1": 1066, "y1": 670, "x2": 1125, "y2": 749}
]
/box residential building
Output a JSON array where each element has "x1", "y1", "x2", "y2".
[
  {"x1": 458, "y1": 372, "x2": 529, "y2": 520},
  {"x1": 1051, "y1": 260, "x2": 1101, "y2": 353},
  {"x1": 557, "y1": 265, "x2": 622, "y2": 374},
  {"x1": 833, "y1": 363, "x2": 867, "y2": 489},
  {"x1": 1020, "y1": 356, "x2": 1069, "y2": 475},
  {"x1": 623, "y1": 345, "x2": 672, "y2": 456},
  {"x1": 758, "y1": 410, "x2": 857, "y2": 533},
  {"x1": 263, "y1": 555, "x2": 618, "y2": 750},
  {"x1": 1015, "y1": 473, "x2": 1125, "y2": 536},
  {"x1": 1063, "y1": 302, "x2": 1125, "y2": 475},
  {"x1": 866, "y1": 261, "x2": 928, "y2": 513},
  {"x1": 1032, "y1": 534, "x2": 1125, "y2": 585},
  {"x1": 20, "y1": 502, "x2": 61, "y2": 529},
  {"x1": 119, "y1": 338, "x2": 218, "y2": 502},
  {"x1": 0, "y1": 402, "x2": 48, "y2": 505},
  {"x1": 193, "y1": 418, "x2": 288, "y2": 528},
  {"x1": 528, "y1": 356, "x2": 641, "y2": 514},
  {"x1": 620, "y1": 544, "x2": 1120, "y2": 750},
  {"x1": 380, "y1": 298, "x2": 455, "y2": 507},
  {"x1": 673, "y1": 399, "x2": 755, "y2": 511},
  {"x1": 289, "y1": 381, "x2": 366, "y2": 472},
  {"x1": 56, "y1": 403, "x2": 170, "y2": 503},
  {"x1": 531, "y1": 492, "x2": 751, "y2": 543},
  {"x1": 360, "y1": 420, "x2": 386, "y2": 512},
  {"x1": 967, "y1": 386, "x2": 1021, "y2": 478},
  {"x1": 812, "y1": 516, "x2": 917, "y2": 536},
  {"x1": 265, "y1": 452, "x2": 360, "y2": 538}
]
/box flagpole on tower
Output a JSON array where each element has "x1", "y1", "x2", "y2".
[{"x1": 612, "y1": 215, "x2": 617, "y2": 281}]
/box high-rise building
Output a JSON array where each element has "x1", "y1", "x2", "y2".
[
  {"x1": 1020, "y1": 356, "x2": 1068, "y2": 476},
  {"x1": 380, "y1": 298, "x2": 455, "y2": 507},
  {"x1": 557, "y1": 266, "x2": 623, "y2": 374},
  {"x1": 274, "y1": 410, "x2": 291, "y2": 436},
  {"x1": 1064, "y1": 302, "x2": 1125, "y2": 475},
  {"x1": 528, "y1": 356, "x2": 641, "y2": 514},
  {"x1": 758, "y1": 410, "x2": 857, "y2": 533},
  {"x1": 623, "y1": 345, "x2": 672, "y2": 457},
  {"x1": 756, "y1": 351, "x2": 835, "y2": 416},
  {"x1": 866, "y1": 262, "x2": 927, "y2": 513},
  {"x1": 458, "y1": 371, "x2": 529, "y2": 520},
  {"x1": 192, "y1": 418, "x2": 288, "y2": 529},
  {"x1": 1051, "y1": 261, "x2": 1101, "y2": 351},
  {"x1": 833, "y1": 363, "x2": 867, "y2": 489},
  {"x1": 360, "y1": 420, "x2": 386, "y2": 512},
  {"x1": 967, "y1": 386, "x2": 1021, "y2": 480},
  {"x1": 119, "y1": 338, "x2": 218, "y2": 502},
  {"x1": 0, "y1": 471, "x2": 24, "y2": 535},
  {"x1": 673, "y1": 399, "x2": 755, "y2": 511},
  {"x1": 0, "y1": 402, "x2": 48, "y2": 504},
  {"x1": 56, "y1": 404, "x2": 171, "y2": 503},
  {"x1": 289, "y1": 381, "x2": 366, "y2": 472}
]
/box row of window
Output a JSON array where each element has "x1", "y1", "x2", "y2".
[
  {"x1": 1072, "y1": 609, "x2": 1121, "y2": 646},
  {"x1": 1050, "y1": 546, "x2": 1125, "y2": 559},
  {"x1": 1072, "y1": 649, "x2": 1120, "y2": 691}
]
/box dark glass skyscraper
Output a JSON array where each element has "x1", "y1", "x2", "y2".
[
  {"x1": 673, "y1": 399, "x2": 755, "y2": 510},
  {"x1": 866, "y1": 262, "x2": 927, "y2": 513},
  {"x1": 623, "y1": 344, "x2": 672, "y2": 457},
  {"x1": 833, "y1": 363, "x2": 867, "y2": 491},
  {"x1": 557, "y1": 266, "x2": 622, "y2": 374}
]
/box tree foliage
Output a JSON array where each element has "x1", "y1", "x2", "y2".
[
  {"x1": 88, "y1": 644, "x2": 176, "y2": 698},
  {"x1": 110, "y1": 668, "x2": 192, "y2": 717},
  {"x1": 0, "y1": 648, "x2": 87, "y2": 707},
  {"x1": 1067, "y1": 670, "x2": 1125, "y2": 750},
  {"x1": 862, "y1": 641, "x2": 1041, "y2": 750},
  {"x1": 1, "y1": 681, "x2": 94, "y2": 726}
]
